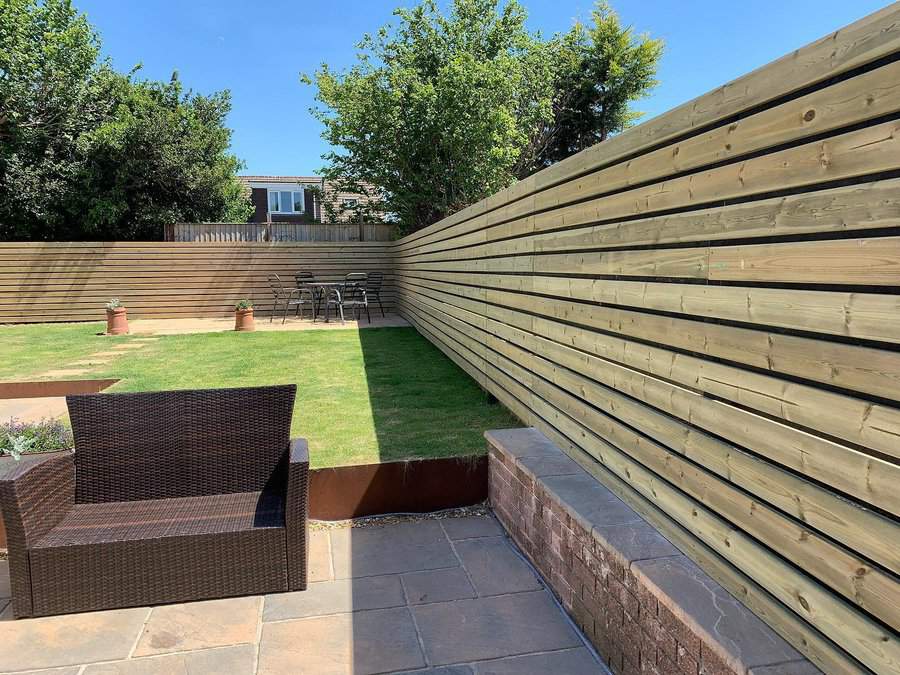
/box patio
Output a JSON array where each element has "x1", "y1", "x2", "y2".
[{"x1": 0, "y1": 513, "x2": 604, "y2": 675}]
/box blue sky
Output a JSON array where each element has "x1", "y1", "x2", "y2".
[{"x1": 72, "y1": 0, "x2": 889, "y2": 176}]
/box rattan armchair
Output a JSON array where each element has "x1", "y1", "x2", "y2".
[{"x1": 0, "y1": 385, "x2": 308, "y2": 618}]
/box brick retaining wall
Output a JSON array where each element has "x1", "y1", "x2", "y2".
[{"x1": 486, "y1": 428, "x2": 821, "y2": 675}]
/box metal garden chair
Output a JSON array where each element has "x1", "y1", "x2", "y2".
[
  {"x1": 366, "y1": 272, "x2": 385, "y2": 318},
  {"x1": 267, "y1": 273, "x2": 304, "y2": 324},
  {"x1": 343, "y1": 272, "x2": 370, "y2": 323},
  {"x1": 293, "y1": 271, "x2": 318, "y2": 320}
]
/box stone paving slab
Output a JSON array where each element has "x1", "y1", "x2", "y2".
[
  {"x1": 473, "y1": 647, "x2": 603, "y2": 674},
  {"x1": 308, "y1": 529, "x2": 333, "y2": 582},
  {"x1": 517, "y1": 453, "x2": 582, "y2": 478},
  {"x1": 412, "y1": 590, "x2": 582, "y2": 665},
  {"x1": 0, "y1": 561, "x2": 9, "y2": 598},
  {"x1": 748, "y1": 661, "x2": 824, "y2": 675},
  {"x1": 453, "y1": 537, "x2": 542, "y2": 597},
  {"x1": 484, "y1": 428, "x2": 560, "y2": 458},
  {"x1": 258, "y1": 607, "x2": 426, "y2": 675},
  {"x1": 0, "y1": 396, "x2": 68, "y2": 423},
  {"x1": 0, "y1": 606, "x2": 148, "y2": 672},
  {"x1": 541, "y1": 473, "x2": 644, "y2": 531},
  {"x1": 440, "y1": 515, "x2": 503, "y2": 540},
  {"x1": 82, "y1": 645, "x2": 256, "y2": 674},
  {"x1": 128, "y1": 314, "x2": 409, "y2": 336},
  {"x1": 401, "y1": 567, "x2": 476, "y2": 605},
  {"x1": 0, "y1": 516, "x2": 604, "y2": 674},
  {"x1": 133, "y1": 596, "x2": 260, "y2": 656},
  {"x1": 330, "y1": 520, "x2": 458, "y2": 578},
  {"x1": 592, "y1": 521, "x2": 681, "y2": 566},
  {"x1": 263, "y1": 575, "x2": 405, "y2": 621},
  {"x1": 634, "y1": 556, "x2": 801, "y2": 673}
]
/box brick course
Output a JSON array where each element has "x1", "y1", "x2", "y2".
[{"x1": 485, "y1": 428, "x2": 820, "y2": 675}]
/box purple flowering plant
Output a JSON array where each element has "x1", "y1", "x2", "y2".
[{"x1": 1, "y1": 418, "x2": 72, "y2": 460}]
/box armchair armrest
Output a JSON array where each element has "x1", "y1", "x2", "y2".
[
  {"x1": 0, "y1": 452, "x2": 74, "y2": 617},
  {"x1": 285, "y1": 438, "x2": 309, "y2": 590}
]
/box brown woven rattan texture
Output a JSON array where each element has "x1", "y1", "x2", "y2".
[{"x1": 0, "y1": 384, "x2": 309, "y2": 618}]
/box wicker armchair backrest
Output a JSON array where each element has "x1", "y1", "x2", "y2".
[{"x1": 67, "y1": 385, "x2": 297, "y2": 503}]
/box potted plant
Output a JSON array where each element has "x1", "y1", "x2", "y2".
[
  {"x1": 234, "y1": 299, "x2": 255, "y2": 332},
  {"x1": 106, "y1": 298, "x2": 128, "y2": 335}
]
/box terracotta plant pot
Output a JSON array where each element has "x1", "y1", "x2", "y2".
[
  {"x1": 106, "y1": 307, "x2": 129, "y2": 335},
  {"x1": 235, "y1": 308, "x2": 255, "y2": 332}
]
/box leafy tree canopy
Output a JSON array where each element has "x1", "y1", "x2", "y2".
[
  {"x1": 0, "y1": 0, "x2": 251, "y2": 241},
  {"x1": 306, "y1": 0, "x2": 662, "y2": 234}
]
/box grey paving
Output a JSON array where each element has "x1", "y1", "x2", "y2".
[
  {"x1": 542, "y1": 473, "x2": 644, "y2": 532},
  {"x1": 263, "y1": 574, "x2": 405, "y2": 621},
  {"x1": 400, "y1": 667, "x2": 476, "y2": 675},
  {"x1": 518, "y1": 453, "x2": 582, "y2": 478},
  {"x1": 401, "y1": 566, "x2": 477, "y2": 605},
  {"x1": 634, "y1": 556, "x2": 801, "y2": 673},
  {"x1": 453, "y1": 537, "x2": 542, "y2": 597},
  {"x1": 330, "y1": 519, "x2": 458, "y2": 577},
  {"x1": 474, "y1": 647, "x2": 603, "y2": 674},
  {"x1": 412, "y1": 590, "x2": 582, "y2": 665},
  {"x1": 0, "y1": 516, "x2": 603, "y2": 674},
  {"x1": 593, "y1": 521, "x2": 680, "y2": 566},
  {"x1": 485, "y1": 428, "x2": 561, "y2": 458},
  {"x1": 0, "y1": 561, "x2": 9, "y2": 599},
  {"x1": 749, "y1": 661, "x2": 824, "y2": 675},
  {"x1": 441, "y1": 515, "x2": 504, "y2": 540},
  {"x1": 258, "y1": 607, "x2": 426, "y2": 675}
]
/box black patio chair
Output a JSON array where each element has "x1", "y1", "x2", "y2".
[
  {"x1": 268, "y1": 274, "x2": 306, "y2": 324},
  {"x1": 294, "y1": 271, "x2": 318, "y2": 320},
  {"x1": 343, "y1": 272, "x2": 370, "y2": 323},
  {"x1": 366, "y1": 272, "x2": 385, "y2": 318}
]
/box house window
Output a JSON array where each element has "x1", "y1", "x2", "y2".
[
  {"x1": 342, "y1": 198, "x2": 358, "y2": 208},
  {"x1": 268, "y1": 189, "x2": 305, "y2": 214}
]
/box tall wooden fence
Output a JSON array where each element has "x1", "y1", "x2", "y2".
[
  {"x1": 164, "y1": 222, "x2": 394, "y2": 243},
  {"x1": 0, "y1": 242, "x2": 394, "y2": 322},
  {"x1": 392, "y1": 7, "x2": 900, "y2": 675}
]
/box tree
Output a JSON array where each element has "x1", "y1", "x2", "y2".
[
  {"x1": 65, "y1": 74, "x2": 252, "y2": 240},
  {"x1": 515, "y1": 2, "x2": 663, "y2": 177},
  {"x1": 0, "y1": 0, "x2": 251, "y2": 241},
  {"x1": 305, "y1": 0, "x2": 557, "y2": 234},
  {"x1": 306, "y1": 0, "x2": 661, "y2": 234}
]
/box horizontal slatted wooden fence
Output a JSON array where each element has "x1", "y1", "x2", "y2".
[
  {"x1": 165, "y1": 222, "x2": 394, "y2": 242},
  {"x1": 393, "y1": 6, "x2": 900, "y2": 675},
  {"x1": 0, "y1": 242, "x2": 394, "y2": 322}
]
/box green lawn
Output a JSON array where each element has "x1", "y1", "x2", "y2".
[
  {"x1": 0, "y1": 322, "x2": 139, "y2": 381},
  {"x1": 0, "y1": 324, "x2": 518, "y2": 468}
]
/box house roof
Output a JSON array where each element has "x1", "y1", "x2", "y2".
[{"x1": 239, "y1": 176, "x2": 322, "y2": 185}]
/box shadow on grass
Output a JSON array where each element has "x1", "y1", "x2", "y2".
[{"x1": 356, "y1": 326, "x2": 517, "y2": 465}]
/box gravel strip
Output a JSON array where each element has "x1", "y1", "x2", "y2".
[{"x1": 309, "y1": 502, "x2": 490, "y2": 530}]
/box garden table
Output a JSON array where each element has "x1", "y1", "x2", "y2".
[{"x1": 306, "y1": 281, "x2": 346, "y2": 323}]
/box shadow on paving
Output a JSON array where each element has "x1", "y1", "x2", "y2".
[
  {"x1": 257, "y1": 514, "x2": 605, "y2": 674},
  {"x1": 292, "y1": 327, "x2": 605, "y2": 673}
]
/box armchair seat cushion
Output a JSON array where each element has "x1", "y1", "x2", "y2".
[{"x1": 33, "y1": 490, "x2": 285, "y2": 549}]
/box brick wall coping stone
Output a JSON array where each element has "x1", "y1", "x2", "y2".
[{"x1": 485, "y1": 427, "x2": 821, "y2": 675}]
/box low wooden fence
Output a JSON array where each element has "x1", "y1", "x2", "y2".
[
  {"x1": 0, "y1": 242, "x2": 394, "y2": 322},
  {"x1": 392, "y1": 7, "x2": 900, "y2": 675},
  {"x1": 164, "y1": 222, "x2": 394, "y2": 243}
]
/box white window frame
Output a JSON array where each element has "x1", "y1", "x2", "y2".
[{"x1": 267, "y1": 188, "x2": 306, "y2": 215}]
